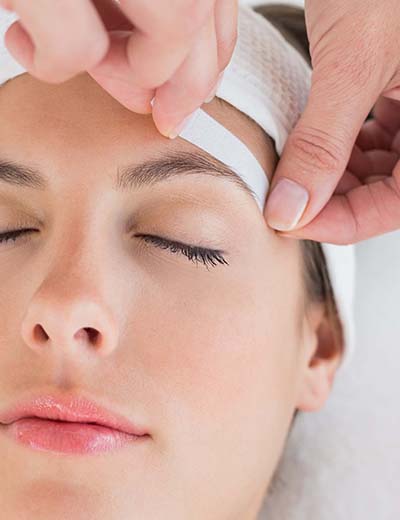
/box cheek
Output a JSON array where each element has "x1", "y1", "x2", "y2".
[
  {"x1": 120, "y1": 253, "x2": 304, "y2": 501},
  {"x1": 124, "y1": 251, "x2": 303, "y2": 438},
  {"x1": 0, "y1": 273, "x2": 29, "y2": 340}
]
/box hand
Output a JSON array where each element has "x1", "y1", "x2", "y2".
[
  {"x1": 264, "y1": 0, "x2": 400, "y2": 244},
  {"x1": 0, "y1": 0, "x2": 238, "y2": 138}
]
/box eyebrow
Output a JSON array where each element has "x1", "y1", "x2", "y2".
[{"x1": 0, "y1": 150, "x2": 256, "y2": 199}]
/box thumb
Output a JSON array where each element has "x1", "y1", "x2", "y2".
[{"x1": 264, "y1": 74, "x2": 377, "y2": 232}]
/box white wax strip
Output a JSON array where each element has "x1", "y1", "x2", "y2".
[{"x1": 179, "y1": 109, "x2": 269, "y2": 210}]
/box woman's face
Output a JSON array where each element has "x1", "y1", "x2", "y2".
[{"x1": 0, "y1": 73, "x2": 337, "y2": 519}]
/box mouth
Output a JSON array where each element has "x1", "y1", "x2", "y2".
[{"x1": 0, "y1": 394, "x2": 150, "y2": 455}]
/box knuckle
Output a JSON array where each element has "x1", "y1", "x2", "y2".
[
  {"x1": 312, "y1": 28, "x2": 381, "y2": 93},
  {"x1": 343, "y1": 45, "x2": 378, "y2": 90},
  {"x1": 82, "y1": 34, "x2": 109, "y2": 66},
  {"x1": 36, "y1": 34, "x2": 107, "y2": 81},
  {"x1": 288, "y1": 128, "x2": 343, "y2": 175}
]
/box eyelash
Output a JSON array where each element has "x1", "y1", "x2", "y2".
[
  {"x1": 0, "y1": 228, "x2": 37, "y2": 245},
  {"x1": 0, "y1": 229, "x2": 229, "y2": 269},
  {"x1": 134, "y1": 233, "x2": 229, "y2": 269}
]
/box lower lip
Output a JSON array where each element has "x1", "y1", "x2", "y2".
[{"x1": 3, "y1": 418, "x2": 147, "y2": 455}]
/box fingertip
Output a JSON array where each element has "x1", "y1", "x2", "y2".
[
  {"x1": 151, "y1": 97, "x2": 198, "y2": 139},
  {"x1": 150, "y1": 98, "x2": 172, "y2": 138},
  {"x1": 265, "y1": 177, "x2": 310, "y2": 231},
  {"x1": 5, "y1": 21, "x2": 34, "y2": 71},
  {"x1": 152, "y1": 109, "x2": 197, "y2": 139}
]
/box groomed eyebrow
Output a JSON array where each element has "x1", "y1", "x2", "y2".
[{"x1": 0, "y1": 150, "x2": 257, "y2": 200}]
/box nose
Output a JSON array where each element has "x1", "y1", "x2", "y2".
[{"x1": 21, "y1": 288, "x2": 120, "y2": 358}]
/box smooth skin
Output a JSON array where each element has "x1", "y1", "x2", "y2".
[{"x1": 0, "y1": 73, "x2": 342, "y2": 520}]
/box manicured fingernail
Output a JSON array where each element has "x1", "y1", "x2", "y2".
[
  {"x1": 204, "y1": 72, "x2": 224, "y2": 103},
  {"x1": 168, "y1": 111, "x2": 197, "y2": 139},
  {"x1": 265, "y1": 178, "x2": 309, "y2": 231}
]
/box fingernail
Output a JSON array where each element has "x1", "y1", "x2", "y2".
[
  {"x1": 204, "y1": 72, "x2": 224, "y2": 104},
  {"x1": 168, "y1": 111, "x2": 197, "y2": 139},
  {"x1": 276, "y1": 232, "x2": 301, "y2": 240},
  {"x1": 265, "y1": 178, "x2": 309, "y2": 231}
]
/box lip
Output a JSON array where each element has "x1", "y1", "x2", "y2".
[{"x1": 0, "y1": 394, "x2": 150, "y2": 455}]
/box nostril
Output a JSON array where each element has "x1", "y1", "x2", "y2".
[
  {"x1": 84, "y1": 327, "x2": 100, "y2": 345},
  {"x1": 33, "y1": 324, "x2": 49, "y2": 343},
  {"x1": 32, "y1": 324, "x2": 101, "y2": 346},
  {"x1": 71, "y1": 327, "x2": 101, "y2": 347}
]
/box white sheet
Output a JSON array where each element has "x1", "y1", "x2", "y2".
[{"x1": 259, "y1": 230, "x2": 400, "y2": 519}]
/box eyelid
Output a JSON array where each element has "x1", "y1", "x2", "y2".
[
  {"x1": 134, "y1": 233, "x2": 229, "y2": 269},
  {"x1": 0, "y1": 227, "x2": 37, "y2": 248},
  {"x1": 124, "y1": 197, "x2": 234, "y2": 243},
  {"x1": 0, "y1": 228, "x2": 230, "y2": 269},
  {"x1": 135, "y1": 232, "x2": 227, "y2": 254},
  {"x1": 0, "y1": 215, "x2": 38, "y2": 232}
]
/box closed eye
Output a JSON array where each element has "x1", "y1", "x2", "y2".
[
  {"x1": 0, "y1": 228, "x2": 37, "y2": 246},
  {"x1": 0, "y1": 228, "x2": 229, "y2": 269},
  {"x1": 134, "y1": 233, "x2": 229, "y2": 269}
]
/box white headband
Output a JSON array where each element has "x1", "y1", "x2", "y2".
[{"x1": 0, "y1": 5, "x2": 356, "y2": 371}]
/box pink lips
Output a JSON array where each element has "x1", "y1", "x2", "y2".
[{"x1": 0, "y1": 394, "x2": 150, "y2": 455}]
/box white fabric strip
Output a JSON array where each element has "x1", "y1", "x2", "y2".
[{"x1": 180, "y1": 109, "x2": 269, "y2": 210}]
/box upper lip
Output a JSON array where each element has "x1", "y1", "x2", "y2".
[{"x1": 0, "y1": 393, "x2": 150, "y2": 437}]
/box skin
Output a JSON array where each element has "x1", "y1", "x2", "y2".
[
  {"x1": 0, "y1": 73, "x2": 342, "y2": 520},
  {"x1": 0, "y1": 0, "x2": 238, "y2": 137},
  {"x1": 3, "y1": 0, "x2": 400, "y2": 242},
  {"x1": 266, "y1": 0, "x2": 400, "y2": 243}
]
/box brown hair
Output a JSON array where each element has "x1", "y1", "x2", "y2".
[{"x1": 300, "y1": 241, "x2": 344, "y2": 356}]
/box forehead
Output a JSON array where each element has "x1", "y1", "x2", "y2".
[
  {"x1": 0, "y1": 72, "x2": 276, "y2": 182},
  {"x1": 0, "y1": 73, "x2": 158, "y2": 157}
]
